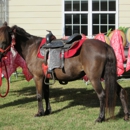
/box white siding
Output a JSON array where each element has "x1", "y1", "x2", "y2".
[
  {"x1": 6, "y1": 0, "x2": 130, "y2": 37},
  {"x1": 8, "y1": 0, "x2": 62, "y2": 38},
  {"x1": 119, "y1": 0, "x2": 130, "y2": 27}
]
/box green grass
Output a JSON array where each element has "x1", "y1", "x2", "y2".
[{"x1": 0, "y1": 71, "x2": 130, "y2": 130}]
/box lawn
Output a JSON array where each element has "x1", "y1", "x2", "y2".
[{"x1": 0, "y1": 71, "x2": 130, "y2": 130}]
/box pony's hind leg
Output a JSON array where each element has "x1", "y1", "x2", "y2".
[
  {"x1": 90, "y1": 79, "x2": 106, "y2": 122},
  {"x1": 43, "y1": 78, "x2": 51, "y2": 115},
  {"x1": 117, "y1": 82, "x2": 129, "y2": 120}
]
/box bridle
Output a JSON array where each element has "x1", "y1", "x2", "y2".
[
  {"x1": 0, "y1": 34, "x2": 16, "y2": 98},
  {"x1": 0, "y1": 34, "x2": 15, "y2": 55}
]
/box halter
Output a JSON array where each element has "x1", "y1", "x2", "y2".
[
  {"x1": 0, "y1": 34, "x2": 16, "y2": 98},
  {"x1": 0, "y1": 34, "x2": 15, "y2": 55}
]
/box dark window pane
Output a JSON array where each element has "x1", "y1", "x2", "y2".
[
  {"x1": 65, "y1": 25, "x2": 72, "y2": 36},
  {"x1": 81, "y1": 14, "x2": 88, "y2": 24},
  {"x1": 101, "y1": 26, "x2": 107, "y2": 33},
  {"x1": 73, "y1": 26, "x2": 80, "y2": 34},
  {"x1": 73, "y1": 14, "x2": 80, "y2": 24},
  {"x1": 73, "y1": 0, "x2": 79, "y2": 11},
  {"x1": 109, "y1": 1, "x2": 116, "y2": 11},
  {"x1": 93, "y1": 26, "x2": 99, "y2": 34},
  {"x1": 92, "y1": 0, "x2": 99, "y2": 11},
  {"x1": 65, "y1": 1, "x2": 71, "y2": 11},
  {"x1": 93, "y1": 14, "x2": 99, "y2": 24},
  {"x1": 81, "y1": 25, "x2": 88, "y2": 35},
  {"x1": 101, "y1": 0, "x2": 107, "y2": 11},
  {"x1": 109, "y1": 14, "x2": 115, "y2": 24},
  {"x1": 81, "y1": 0, "x2": 88, "y2": 11},
  {"x1": 108, "y1": 26, "x2": 115, "y2": 31},
  {"x1": 101, "y1": 14, "x2": 107, "y2": 24},
  {"x1": 65, "y1": 14, "x2": 72, "y2": 24}
]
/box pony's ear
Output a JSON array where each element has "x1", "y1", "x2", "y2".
[
  {"x1": 3, "y1": 21, "x2": 8, "y2": 27},
  {"x1": 11, "y1": 25, "x2": 17, "y2": 33},
  {"x1": 13, "y1": 28, "x2": 16, "y2": 33}
]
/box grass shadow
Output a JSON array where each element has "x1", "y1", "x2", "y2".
[
  {"x1": 49, "y1": 86, "x2": 99, "y2": 115},
  {"x1": 0, "y1": 83, "x2": 98, "y2": 110},
  {"x1": 0, "y1": 85, "x2": 36, "y2": 109},
  {"x1": 1, "y1": 80, "x2": 130, "y2": 121}
]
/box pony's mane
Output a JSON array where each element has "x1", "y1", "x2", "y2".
[{"x1": 11, "y1": 25, "x2": 31, "y2": 37}]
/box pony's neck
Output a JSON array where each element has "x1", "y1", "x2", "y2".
[{"x1": 15, "y1": 35, "x2": 42, "y2": 60}]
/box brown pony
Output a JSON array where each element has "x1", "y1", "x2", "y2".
[{"x1": 0, "y1": 23, "x2": 129, "y2": 122}]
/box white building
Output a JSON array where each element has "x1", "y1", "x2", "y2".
[{"x1": 0, "y1": 0, "x2": 130, "y2": 38}]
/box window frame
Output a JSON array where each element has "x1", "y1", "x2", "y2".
[{"x1": 62, "y1": 0, "x2": 119, "y2": 38}]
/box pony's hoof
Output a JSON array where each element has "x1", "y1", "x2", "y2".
[
  {"x1": 95, "y1": 117, "x2": 105, "y2": 123},
  {"x1": 45, "y1": 109, "x2": 51, "y2": 115},
  {"x1": 34, "y1": 112, "x2": 44, "y2": 117},
  {"x1": 124, "y1": 113, "x2": 129, "y2": 121}
]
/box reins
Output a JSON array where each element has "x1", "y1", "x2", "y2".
[{"x1": 0, "y1": 34, "x2": 15, "y2": 98}]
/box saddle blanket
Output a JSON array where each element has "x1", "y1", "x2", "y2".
[{"x1": 37, "y1": 38, "x2": 86, "y2": 59}]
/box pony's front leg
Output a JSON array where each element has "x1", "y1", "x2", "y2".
[
  {"x1": 117, "y1": 82, "x2": 130, "y2": 120},
  {"x1": 43, "y1": 78, "x2": 51, "y2": 115},
  {"x1": 34, "y1": 77, "x2": 44, "y2": 117}
]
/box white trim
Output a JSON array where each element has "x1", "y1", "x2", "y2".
[
  {"x1": 116, "y1": 0, "x2": 119, "y2": 29},
  {"x1": 4, "y1": 0, "x2": 7, "y2": 22},
  {"x1": 0, "y1": 0, "x2": 7, "y2": 25},
  {"x1": 62, "y1": 0, "x2": 65, "y2": 37},
  {"x1": 88, "y1": 0, "x2": 92, "y2": 38}
]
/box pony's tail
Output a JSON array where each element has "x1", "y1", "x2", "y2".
[{"x1": 104, "y1": 46, "x2": 117, "y2": 118}]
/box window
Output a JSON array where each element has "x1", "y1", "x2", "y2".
[
  {"x1": 63, "y1": 0, "x2": 118, "y2": 37},
  {"x1": 64, "y1": 0, "x2": 88, "y2": 36}
]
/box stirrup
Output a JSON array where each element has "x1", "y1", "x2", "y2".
[{"x1": 44, "y1": 70, "x2": 55, "y2": 85}]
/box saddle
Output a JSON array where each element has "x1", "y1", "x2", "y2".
[
  {"x1": 43, "y1": 32, "x2": 82, "y2": 49},
  {"x1": 41, "y1": 30, "x2": 82, "y2": 85}
]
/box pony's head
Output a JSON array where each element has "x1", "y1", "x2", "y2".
[{"x1": 0, "y1": 22, "x2": 12, "y2": 61}]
